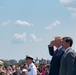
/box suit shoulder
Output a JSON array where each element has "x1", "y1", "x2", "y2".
[
  {"x1": 67, "y1": 51, "x2": 76, "y2": 58},
  {"x1": 59, "y1": 48, "x2": 64, "y2": 53}
]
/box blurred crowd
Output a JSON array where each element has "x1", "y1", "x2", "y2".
[{"x1": 0, "y1": 58, "x2": 50, "y2": 75}]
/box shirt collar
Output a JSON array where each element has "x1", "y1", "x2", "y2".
[
  {"x1": 58, "y1": 46, "x2": 62, "y2": 50},
  {"x1": 65, "y1": 47, "x2": 71, "y2": 53}
]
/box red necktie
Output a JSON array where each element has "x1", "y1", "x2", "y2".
[
  {"x1": 54, "y1": 49, "x2": 58, "y2": 54},
  {"x1": 56, "y1": 49, "x2": 58, "y2": 52}
]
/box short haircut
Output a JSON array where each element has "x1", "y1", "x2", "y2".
[
  {"x1": 54, "y1": 36, "x2": 63, "y2": 39},
  {"x1": 62, "y1": 37, "x2": 73, "y2": 47}
]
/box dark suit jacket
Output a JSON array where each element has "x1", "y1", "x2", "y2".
[
  {"x1": 48, "y1": 45, "x2": 64, "y2": 75},
  {"x1": 73, "y1": 58, "x2": 76, "y2": 75},
  {"x1": 59, "y1": 47, "x2": 76, "y2": 75}
]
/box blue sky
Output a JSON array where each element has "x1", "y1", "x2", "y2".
[{"x1": 0, "y1": 0, "x2": 76, "y2": 61}]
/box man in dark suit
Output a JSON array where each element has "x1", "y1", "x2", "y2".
[
  {"x1": 48, "y1": 36, "x2": 64, "y2": 75},
  {"x1": 73, "y1": 58, "x2": 76, "y2": 75},
  {"x1": 59, "y1": 37, "x2": 76, "y2": 75}
]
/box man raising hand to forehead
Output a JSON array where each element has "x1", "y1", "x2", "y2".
[{"x1": 48, "y1": 36, "x2": 64, "y2": 75}]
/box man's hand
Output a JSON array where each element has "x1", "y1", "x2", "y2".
[{"x1": 50, "y1": 40, "x2": 55, "y2": 46}]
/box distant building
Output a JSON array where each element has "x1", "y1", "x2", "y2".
[
  {"x1": 9, "y1": 59, "x2": 17, "y2": 65},
  {"x1": 18, "y1": 59, "x2": 25, "y2": 63}
]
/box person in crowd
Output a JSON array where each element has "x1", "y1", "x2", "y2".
[
  {"x1": 48, "y1": 36, "x2": 64, "y2": 75},
  {"x1": 59, "y1": 37, "x2": 76, "y2": 75},
  {"x1": 0, "y1": 60, "x2": 6, "y2": 75},
  {"x1": 41, "y1": 63, "x2": 46, "y2": 75},
  {"x1": 25, "y1": 55, "x2": 37, "y2": 75},
  {"x1": 45, "y1": 64, "x2": 50, "y2": 75},
  {"x1": 21, "y1": 69, "x2": 27, "y2": 75},
  {"x1": 5, "y1": 66, "x2": 12, "y2": 75},
  {"x1": 37, "y1": 64, "x2": 43, "y2": 75},
  {"x1": 13, "y1": 65, "x2": 21, "y2": 75}
]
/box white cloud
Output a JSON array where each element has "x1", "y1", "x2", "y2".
[
  {"x1": 30, "y1": 34, "x2": 42, "y2": 42},
  {"x1": 67, "y1": 7, "x2": 76, "y2": 17},
  {"x1": 15, "y1": 20, "x2": 33, "y2": 26},
  {"x1": 60, "y1": 0, "x2": 76, "y2": 17},
  {"x1": 67, "y1": 7, "x2": 76, "y2": 12},
  {"x1": 60, "y1": 0, "x2": 72, "y2": 4},
  {"x1": 60, "y1": 0, "x2": 76, "y2": 7},
  {"x1": 45, "y1": 20, "x2": 61, "y2": 29},
  {"x1": 72, "y1": 13, "x2": 76, "y2": 17},
  {"x1": 2, "y1": 20, "x2": 11, "y2": 26},
  {"x1": 12, "y1": 33, "x2": 26, "y2": 43}
]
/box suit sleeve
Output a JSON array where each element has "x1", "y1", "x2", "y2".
[
  {"x1": 48, "y1": 45, "x2": 54, "y2": 56},
  {"x1": 66, "y1": 52, "x2": 75, "y2": 75},
  {"x1": 73, "y1": 58, "x2": 76, "y2": 75}
]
